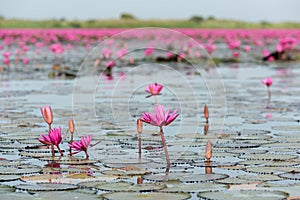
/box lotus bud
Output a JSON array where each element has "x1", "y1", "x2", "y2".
[
  {"x1": 41, "y1": 106, "x2": 53, "y2": 126},
  {"x1": 204, "y1": 105, "x2": 209, "y2": 122},
  {"x1": 137, "y1": 118, "x2": 143, "y2": 134},
  {"x1": 137, "y1": 176, "x2": 143, "y2": 184},
  {"x1": 68, "y1": 118, "x2": 75, "y2": 133},
  {"x1": 205, "y1": 140, "x2": 212, "y2": 162}
]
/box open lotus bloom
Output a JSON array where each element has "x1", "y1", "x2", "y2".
[
  {"x1": 141, "y1": 105, "x2": 179, "y2": 127},
  {"x1": 261, "y1": 77, "x2": 273, "y2": 87},
  {"x1": 38, "y1": 127, "x2": 62, "y2": 146},
  {"x1": 69, "y1": 135, "x2": 93, "y2": 158},
  {"x1": 41, "y1": 106, "x2": 53, "y2": 126},
  {"x1": 146, "y1": 83, "x2": 163, "y2": 96},
  {"x1": 38, "y1": 127, "x2": 63, "y2": 156}
]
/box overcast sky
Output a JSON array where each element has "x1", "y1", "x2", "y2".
[{"x1": 0, "y1": 0, "x2": 299, "y2": 22}]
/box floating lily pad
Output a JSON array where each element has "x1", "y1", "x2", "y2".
[
  {"x1": 193, "y1": 161, "x2": 237, "y2": 168},
  {"x1": 143, "y1": 172, "x2": 190, "y2": 182},
  {"x1": 239, "y1": 153, "x2": 297, "y2": 161},
  {"x1": 179, "y1": 173, "x2": 229, "y2": 183},
  {"x1": 198, "y1": 190, "x2": 289, "y2": 200},
  {"x1": 225, "y1": 148, "x2": 267, "y2": 155},
  {"x1": 215, "y1": 142, "x2": 260, "y2": 149},
  {"x1": 0, "y1": 174, "x2": 20, "y2": 182},
  {"x1": 237, "y1": 174, "x2": 283, "y2": 181},
  {"x1": 162, "y1": 182, "x2": 227, "y2": 193},
  {"x1": 102, "y1": 168, "x2": 150, "y2": 176},
  {"x1": 0, "y1": 166, "x2": 41, "y2": 175},
  {"x1": 0, "y1": 185, "x2": 14, "y2": 192},
  {"x1": 35, "y1": 191, "x2": 100, "y2": 199},
  {"x1": 245, "y1": 166, "x2": 300, "y2": 174},
  {"x1": 94, "y1": 181, "x2": 166, "y2": 192},
  {"x1": 15, "y1": 183, "x2": 78, "y2": 191},
  {"x1": 279, "y1": 172, "x2": 300, "y2": 180},
  {"x1": 215, "y1": 177, "x2": 257, "y2": 185},
  {"x1": 102, "y1": 192, "x2": 191, "y2": 200},
  {"x1": 20, "y1": 173, "x2": 117, "y2": 184},
  {"x1": 39, "y1": 157, "x2": 98, "y2": 165}
]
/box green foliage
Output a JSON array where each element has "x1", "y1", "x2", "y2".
[
  {"x1": 1, "y1": 18, "x2": 300, "y2": 29},
  {"x1": 120, "y1": 13, "x2": 136, "y2": 20},
  {"x1": 207, "y1": 16, "x2": 215, "y2": 20},
  {"x1": 189, "y1": 16, "x2": 204, "y2": 23}
]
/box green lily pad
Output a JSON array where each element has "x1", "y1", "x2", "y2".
[
  {"x1": 34, "y1": 191, "x2": 100, "y2": 199},
  {"x1": 162, "y1": 182, "x2": 227, "y2": 193},
  {"x1": 39, "y1": 157, "x2": 98, "y2": 165},
  {"x1": 239, "y1": 153, "x2": 297, "y2": 161},
  {"x1": 279, "y1": 172, "x2": 300, "y2": 180},
  {"x1": 20, "y1": 173, "x2": 117, "y2": 184},
  {"x1": 245, "y1": 166, "x2": 300, "y2": 174},
  {"x1": 143, "y1": 172, "x2": 190, "y2": 182},
  {"x1": 94, "y1": 181, "x2": 166, "y2": 192},
  {"x1": 0, "y1": 174, "x2": 20, "y2": 182},
  {"x1": 102, "y1": 192, "x2": 191, "y2": 200},
  {"x1": 237, "y1": 174, "x2": 283, "y2": 181},
  {"x1": 198, "y1": 190, "x2": 289, "y2": 200},
  {"x1": 102, "y1": 168, "x2": 151, "y2": 176},
  {"x1": 215, "y1": 177, "x2": 257, "y2": 185},
  {"x1": 0, "y1": 166, "x2": 41, "y2": 175},
  {"x1": 179, "y1": 173, "x2": 229, "y2": 183},
  {"x1": 15, "y1": 183, "x2": 78, "y2": 191}
]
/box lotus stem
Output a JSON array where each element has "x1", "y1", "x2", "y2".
[{"x1": 160, "y1": 127, "x2": 170, "y2": 175}]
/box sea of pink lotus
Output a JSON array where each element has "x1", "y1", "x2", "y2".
[{"x1": 0, "y1": 28, "x2": 300, "y2": 68}]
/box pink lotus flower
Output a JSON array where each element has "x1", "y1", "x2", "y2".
[
  {"x1": 3, "y1": 52, "x2": 11, "y2": 58},
  {"x1": 140, "y1": 105, "x2": 179, "y2": 174},
  {"x1": 69, "y1": 135, "x2": 93, "y2": 159},
  {"x1": 41, "y1": 106, "x2": 53, "y2": 128},
  {"x1": 22, "y1": 57, "x2": 29, "y2": 65},
  {"x1": 106, "y1": 60, "x2": 115, "y2": 68},
  {"x1": 232, "y1": 51, "x2": 240, "y2": 58},
  {"x1": 141, "y1": 105, "x2": 179, "y2": 128},
  {"x1": 38, "y1": 127, "x2": 63, "y2": 156},
  {"x1": 243, "y1": 46, "x2": 251, "y2": 52},
  {"x1": 261, "y1": 77, "x2": 273, "y2": 87},
  {"x1": 144, "y1": 47, "x2": 153, "y2": 56},
  {"x1": 261, "y1": 77, "x2": 273, "y2": 99},
  {"x1": 146, "y1": 83, "x2": 163, "y2": 96},
  {"x1": 166, "y1": 52, "x2": 173, "y2": 58},
  {"x1": 3, "y1": 57, "x2": 10, "y2": 65}
]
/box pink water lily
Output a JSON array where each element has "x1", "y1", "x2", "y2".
[
  {"x1": 140, "y1": 104, "x2": 179, "y2": 174},
  {"x1": 146, "y1": 83, "x2": 163, "y2": 96},
  {"x1": 261, "y1": 77, "x2": 273, "y2": 99},
  {"x1": 261, "y1": 77, "x2": 273, "y2": 87},
  {"x1": 69, "y1": 135, "x2": 93, "y2": 159},
  {"x1": 38, "y1": 127, "x2": 63, "y2": 157},
  {"x1": 141, "y1": 105, "x2": 179, "y2": 127}
]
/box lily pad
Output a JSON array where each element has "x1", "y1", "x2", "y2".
[
  {"x1": 239, "y1": 153, "x2": 297, "y2": 161},
  {"x1": 279, "y1": 172, "x2": 300, "y2": 180},
  {"x1": 237, "y1": 174, "x2": 283, "y2": 181},
  {"x1": 102, "y1": 192, "x2": 191, "y2": 200},
  {"x1": 245, "y1": 166, "x2": 300, "y2": 174},
  {"x1": 15, "y1": 183, "x2": 78, "y2": 191},
  {"x1": 198, "y1": 189, "x2": 289, "y2": 200},
  {"x1": 34, "y1": 191, "x2": 100, "y2": 199},
  {"x1": 162, "y1": 182, "x2": 227, "y2": 193},
  {"x1": 0, "y1": 166, "x2": 41, "y2": 175},
  {"x1": 215, "y1": 177, "x2": 257, "y2": 185},
  {"x1": 20, "y1": 173, "x2": 117, "y2": 184},
  {"x1": 94, "y1": 181, "x2": 166, "y2": 192},
  {"x1": 102, "y1": 168, "x2": 151, "y2": 176},
  {"x1": 0, "y1": 174, "x2": 20, "y2": 182},
  {"x1": 39, "y1": 157, "x2": 98, "y2": 165}
]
